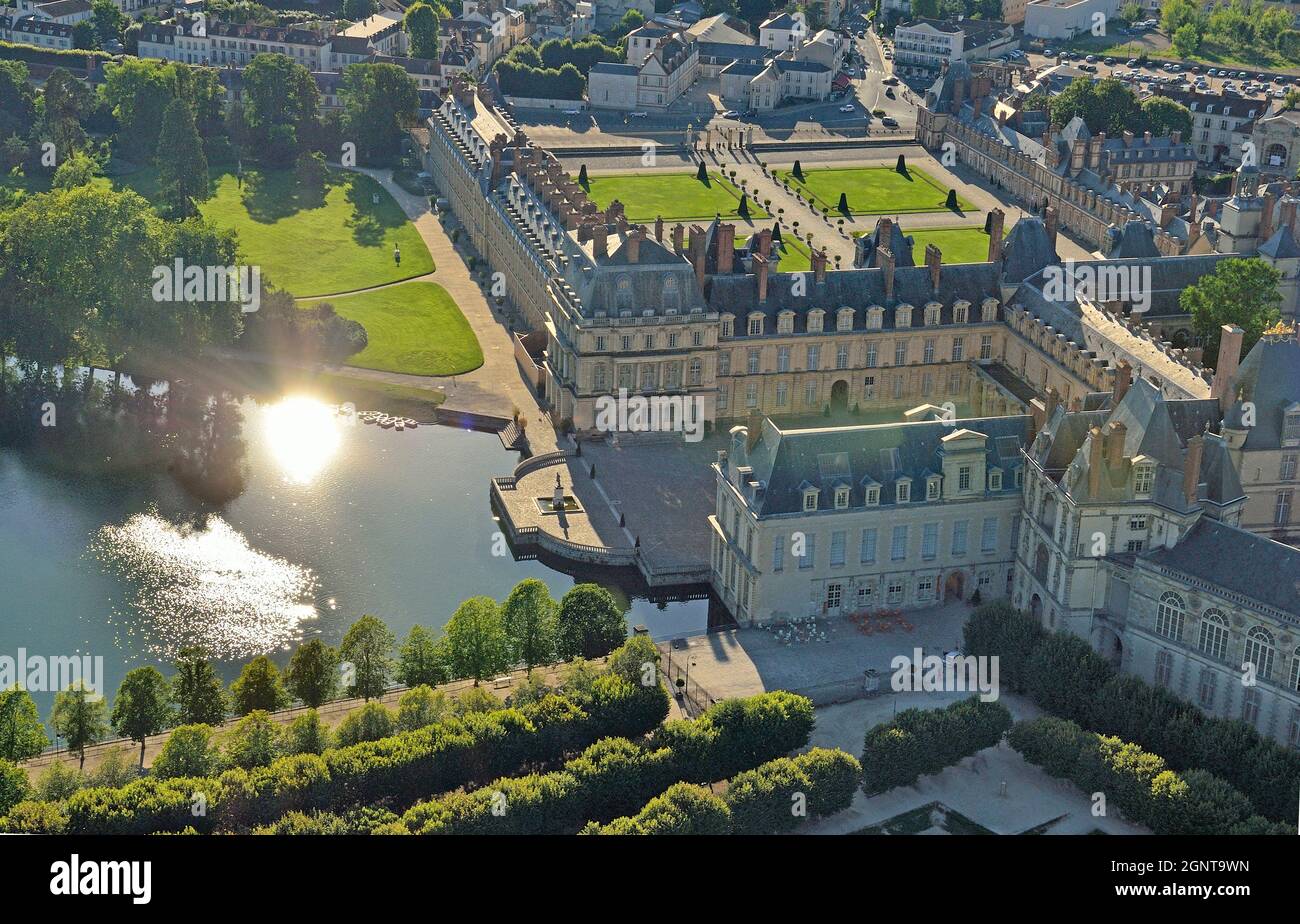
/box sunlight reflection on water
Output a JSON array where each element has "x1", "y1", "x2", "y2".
[{"x1": 91, "y1": 512, "x2": 318, "y2": 659}]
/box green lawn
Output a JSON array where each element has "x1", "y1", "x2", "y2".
[
  {"x1": 776, "y1": 166, "x2": 974, "y2": 216},
  {"x1": 300, "y1": 282, "x2": 482, "y2": 376},
  {"x1": 737, "y1": 234, "x2": 813, "y2": 272},
  {"x1": 579, "y1": 171, "x2": 770, "y2": 224},
  {"x1": 906, "y1": 227, "x2": 992, "y2": 264}
]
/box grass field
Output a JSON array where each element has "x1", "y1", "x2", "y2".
[
  {"x1": 0, "y1": 164, "x2": 434, "y2": 297},
  {"x1": 906, "y1": 227, "x2": 992, "y2": 264},
  {"x1": 300, "y1": 282, "x2": 482, "y2": 376},
  {"x1": 776, "y1": 166, "x2": 974, "y2": 216},
  {"x1": 580, "y1": 171, "x2": 770, "y2": 224},
  {"x1": 737, "y1": 234, "x2": 814, "y2": 272}
]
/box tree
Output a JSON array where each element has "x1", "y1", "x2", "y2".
[
  {"x1": 101, "y1": 58, "x2": 180, "y2": 158},
  {"x1": 241, "y1": 53, "x2": 320, "y2": 163},
  {"x1": 72, "y1": 20, "x2": 97, "y2": 49},
  {"x1": 837, "y1": 191, "x2": 848, "y2": 213},
  {"x1": 696, "y1": 160, "x2": 708, "y2": 182},
  {"x1": 1172, "y1": 22, "x2": 1201, "y2": 57},
  {"x1": 0, "y1": 60, "x2": 37, "y2": 142},
  {"x1": 51, "y1": 149, "x2": 99, "y2": 189},
  {"x1": 49, "y1": 683, "x2": 109, "y2": 769},
  {"x1": 230, "y1": 656, "x2": 290, "y2": 715},
  {"x1": 335, "y1": 702, "x2": 394, "y2": 745},
  {"x1": 578, "y1": 163, "x2": 589, "y2": 187},
  {"x1": 739, "y1": 193, "x2": 750, "y2": 218},
  {"x1": 444, "y1": 596, "x2": 511, "y2": 684},
  {"x1": 771, "y1": 222, "x2": 782, "y2": 243},
  {"x1": 221, "y1": 710, "x2": 280, "y2": 769},
  {"x1": 285, "y1": 639, "x2": 339, "y2": 707},
  {"x1": 295, "y1": 149, "x2": 327, "y2": 196},
  {"x1": 343, "y1": 0, "x2": 378, "y2": 18},
  {"x1": 405, "y1": 1, "x2": 439, "y2": 59},
  {"x1": 395, "y1": 685, "x2": 451, "y2": 731},
  {"x1": 792, "y1": 159, "x2": 804, "y2": 180},
  {"x1": 1120, "y1": 0, "x2": 1142, "y2": 22},
  {"x1": 151, "y1": 724, "x2": 220, "y2": 779},
  {"x1": 280, "y1": 709, "x2": 330, "y2": 755},
  {"x1": 37, "y1": 68, "x2": 91, "y2": 161},
  {"x1": 340, "y1": 615, "x2": 396, "y2": 700},
  {"x1": 170, "y1": 647, "x2": 228, "y2": 726},
  {"x1": 1180, "y1": 257, "x2": 1283, "y2": 362},
  {"x1": 556, "y1": 584, "x2": 627, "y2": 660},
  {"x1": 155, "y1": 96, "x2": 208, "y2": 218},
  {"x1": 0, "y1": 760, "x2": 29, "y2": 817},
  {"x1": 895, "y1": 153, "x2": 905, "y2": 173},
  {"x1": 1050, "y1": 77, "x2": 1141, "y2": 139},
  {"x1": 341, "y1": 62, "x2": 420, "y2": 165},
  {"x1": 397, "y1": 625, "x2": 448, "y2": 687},
  {"x1": 110, "y1": 667, "x2": 172, "y2": 767},
  {"x1": 91, "y1": 0, "x2": 128, "y2": 44},
  {"x1": 501, "y1": 578, "x2": 558, "y2": 670},
  {"x1": 1140, "y1": 96, "x2": 1192, "y2": 139},
  {"x1": 0, "y1": 688, "x2": 49, "y2": 761}
]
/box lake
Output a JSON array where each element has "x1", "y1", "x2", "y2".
[{"x1": 0, "y1": 394, "x2": 711, "y2": 716}]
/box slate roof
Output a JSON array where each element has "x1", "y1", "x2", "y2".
[
  {"x1": 1000, "y1": 217, "x2": 1057, "y2": 284},
  {"x1": 590, "y1": 62, "x2": 639, "y2": 76},
  {"x1": 738, "y1": 415, "x2": 1031, "y2": 516},
  {"x1": 1258, "y1": 224, "x2": 1300, "y2": 259},
  {"x1": 1141, "y1": 517, "x2": 1300, "y2": 619},
  {"x1": 1222, "y1": 331, "x2": 1300, "y2": 449},
  {"x1": 856, "y1": 216, "x2": 916, "y2": 268}
]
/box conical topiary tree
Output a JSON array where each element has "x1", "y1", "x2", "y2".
[
  {"x1": 578, "y1": 163, "x2": 589, "y2": 187},
  {"x1": 896, "y1": 153, "x2": 906, "y2": 173},
  {"x1": 945, "y1": 188, "x2": 958, "y2": 209},
  {"x1": 696, "y1": 160, "x2": 708, "y2": 182},
  {"x1": 772, "y1": 222, "x2": 782, "y2": 243},
  {"x1": 792, "y1": 159, "x2": 804, "y2": 180},
  {"x1": 739, "y1": 193, "x2": 750, "y2": 218},
  {"x1": 837, "y1": 191, "x2": 849, "y2": 213},
  {"x1": 983, "y1": 211, "x2": 993, "y2": 233}
]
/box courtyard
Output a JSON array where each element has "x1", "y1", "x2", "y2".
[
  {"x1": 774, "y1": 165, "x2": 975, "y2": 216},
  {"x1": 579, "y1": 170, "x2": 769, "y2": 224}
]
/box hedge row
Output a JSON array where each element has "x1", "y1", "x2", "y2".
[
  {"x1": 586, "y1": 748, "x2": 861, "y2": 835},
  {"x1": 964, "y1": 601, "x2": 1300, "y2": 821},
  {"x1": 0, "y1": 41, "x2": 115, "y2": 69},
  {"x1": 380, "y1": 691, "x2": 816, "y2": 835},
  {"x1": 1008, "y1": 717, "x2": 1291, "y2": 835},
  {"x1": 0, "y1": 675, "x2": 669, "y2": 835},
  {"x1": 861, "y1": 696, "x2": 1012, "y2": 794}
]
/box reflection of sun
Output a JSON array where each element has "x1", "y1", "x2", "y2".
[{"x1": 263, "y1": 396, "x2": 341, "y2": 484}]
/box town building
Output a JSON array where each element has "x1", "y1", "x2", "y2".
[
  {"x1": 1024, "y1": 0, "x2": 1120, "y2": 41},
  {"x1": 0, "y1": 12, "x2": 74, "y2": 49},
  {"x1": 892, "y1": 18, "x2": 1017, "y2": 76}
]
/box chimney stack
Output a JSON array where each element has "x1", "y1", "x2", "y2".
[
  {"x1": 1113, "y1": 360, "x2": 1132, "y2": 406},
  {"x1": 1105, "y1": 420, "x2": 1126, "y2": 469},
  {"x1": 757, "y1": 228, "x2": 772, "y2": 258},
  {"x1": 688, "y1": 224, "x2": 706, "y2": 289},
  {"x1": 925, "y1": 243, "x2": 941, "y2": 292},
  {"x1": 1045, "y1": 387, "x2": 1060, "y2": 421},
  {"x1": 880, "y1": 247, "x2": 895, "y2": 302},
  {"x1": 875, "y1": 217, "x2": 894, "y2": 266},
  {"x1": 987, "y1": 209, "x2": 1005, "y2": 262},
  {"x1": 1088, "y1": 426, "x2": 1104, "y2": 499},
  {"x1": 625, "y1": 225, "x2": 644, "y2": 264},
  {"x1": 1183, "y1": 434, "x2": 1204, "y2": 507},
  {"x1": 812, "y1": 247, "x2": 827, "y2": 284},
  {"x1": 1260, "y1": 191, "x2": 1276, "y2": 242},
  {"x1": 1279, "y1": 197, "x2": 1299, "y2": 234},
  {"x1": 655, "y1": 216, "x2": 664, "y2": 243},
  {"x1": 755, "y1": 253, "x2": 769, "y2": 303},
  {"x1": 592, "y1": 223, "x2": 608, "y2": 259},
  {"x1": 672, "y1": 223, "x2": 685, "y2": 255},
  {"x1": 717, "y1": 223, "x2": 735, "y2": 274},
  {"x1": 1044, "y1": 206, "x2": 1058, "y2": 249},
  {"x1": 1211, "y1": 324, "x2": 1245, "y2": 412}
]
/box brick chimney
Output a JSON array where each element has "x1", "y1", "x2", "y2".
[
  {"x1": 1260, "y1": 191, "x2": 1276, "y2": 241},
  {"x1": 1088, "y1": 426, "x2": 1104, "y2": 499},
  {"x1": 755, "y1": 253, "x2": 769, "y2": 303},
  {"x1": 689, "y1": 224, "x2": 706, "y2": 289},
  {"x1": 1113, "y1": 360, "x2": 1132, "y2": 405},
  {"x1": 672, "y1": 223, "x2": 685, "y2": 255},
  {"x1": 625, "y1": 225, "x2": 644, "y2": 263},
  {"x1": 1045, "y1": 387, "x2": 1060, "y2": 421},
  {"x1": 1211, "y1": 324, "x2": 1245, "y2": 412},
  {"x1": 592, "y1": 223, "x2": 608, "y2": 259},
  {"x1": 987, "y1": 209, "x2": 1005, "y2": 262},
  {"x1": 925, "y1": 243, "x2": 941, "y2": 292},
  {"x1": 655, "y1": 216, "x2": 664, "y2": 243},
  {"x1": 757, "y1": 228, "x2": 772, "y2": 258},
  {"x1": 1105, "y1": 420, "x2": 1126, "y2": 469},
  {"x1": 717, "y1": 223, "x2": 735, "y2": 274},
  {"x1": 881, "y1": 247, "x2": 895, "y2": 302},
  {"x1": 812, "y1": 248, "x2": 827, "y2": 285},
  {"x1": 1044, "y1": 206, "x2": 1058, "y2": 249},
  {"x1": 1122, "y1": 129, "x2": 1134, "y2": 147},
  {"x1": 1183, "y1": 433, "x2": 1204, "y2": 507},
  {"x1": 1279, "y1": 197, "x2": 1299, "y2": 234}
]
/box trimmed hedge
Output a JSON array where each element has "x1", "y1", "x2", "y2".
[
  {"x1": 965, "y1": 601, "x2": 1300, "y2": 821},
  {"x1": 1, "y1": 673, "x2": 669, "y2": 835},
  {"x1": 392, "y1": 691, "x2": 816, "y2": 835},
  {"x1": 588, "y1": 783, "x2": 733, "y2": 835},
  {"x1": 1009, "y1": 717, "x2": 1290, "y2": 835},
  {"x1": 861, "y1": 696, "x2": 1012, "y2": 794}
]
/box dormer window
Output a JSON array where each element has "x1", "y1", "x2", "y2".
[
  {"x1": 924, "y1": 303, "x2": 941, "y2": 326},
  {"x1": 803, "y1": 487, "x2": 819, "y2": 511},
  {"x1": 721, "y1": 315, "x2": 734, "y2": 338},
  {"x1": 896, "y1": 478, "x2": 912, "y2": 503},
  {"x1": 1133, "y1": 462, "x2": 1154, "y2": 497},
  {"x1": 865, "y1": 486, "x2": 879, "y2": 505},
  {"x1": 866, "y1": 306, "x2": 884, "y2": 329},
  {"x1": 807, "y1": 310, "x2": 825, "y2": 333},
  {"x1": 981, "y1": 299, "x2": 998, "y2": 322},
  {"x1": 1284, "y1": 406, "x2": 1300, "y2": 447},
  {"x1": 896, "y1": 304, "x2": 913, "y2": 328},
  {"x1": 778, "y1": 311, "x2": 795, "y2": 334},
  {"x1": 834, "y1": 486, "x2": 850, "y2": 509},
  {"x1": 989, "y1": 468, "x2": 1003, "y2": 491},
  {"x1": 837, "y1": 307, "x2": 854, "y2": 331},
  {"x1": 926, "y1": 475, "x2": 941, "y2": 500},
  {"x1": 748, "y1": 314, "x2": 764, "y2": 336},
  {"x1": 954, "y1": 301, "x2": 969, "y2": 324}
]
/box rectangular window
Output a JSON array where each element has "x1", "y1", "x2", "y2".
[
  {"x1": 979, "y1": 334, "x2": 992, "y2": 360},
  {"x1": 799, "y1": 533, "x2": 815, "y2": 569},
  {"x1": 1198, "y1": 669, "x2": 1217, "y2": 709},
  {"x1": 806, "y1": 345, "x2": 820, "y2": 370},
  {"x1": 826, "y1": 582, "x2": 842, "y2": 609},
  {"x1": 643, "y1": 334, "x2": 654, "y2": 350},
  {"x1": 595, "y1": 336, "x2": 607, "y2": 352},
  {"x1": 916, "y1": 576, "x2": 934, "y2": 601},
  {"x1": 981, "y1": 517, "x2": 998, "y2": 553},
  {"x1": 1282, "y1": 454, "x2": 1298, "y2": 481},
  {"x1": 747, "y1": 349, "x2": 760, "y2": 374},
  {"x1": 775, "y1": 382, "x2": 788, "y2": 406},
  {"x1": 952, "y1": 520, "x2": 968, "y2": 556},
  {"x1": 866, "y1": 342, "x2": 878, "y2": 367},
  {"x1": 922, "y1": 522, "x2": 938, "y2": 560},
  {"x1": 772, "y1": 534, "x2": 784, "y2": 572},
  {"x1": 951, "y1": 337, "x2": 964, "y2": 362},
  {"x1": 923, "y1": 338, "x2": 935, "y2": 363},
  {"x1": 1154, "y1": 650, "x2": 1174, "y2": 688},
  {"x1": 1276, "y1": 490, "x2": 1293, "y2": 526},
  {"x1": 891, "y1": 525, "x2": 908, "y2": 561},
  {"x1": 830, "y1": 530, "x2": 846, "y2": 566},
  {"x1": 745, "y1": 382, "x2": 758, "y2": 408},
  {"x1": 958, "y1": 466, "x2": 971, "y2": 492},
  {"x1": 836, "y1": 344, "x2": 849, "y2": 370},
  {"x1": 860, "y1": 528, "x2": 877, "y2": 563},
  {"x1": 805, "y1": 380, "x2": 818, "y2": 406},
  {"x1": 777, "y1": 346, "x2": 790, "y2": 372},
  {"x1": 863, "y1": 376, "x2": 875, "y2": 399},
  {"x1": 718, "y1": 351, "x2": 731, "y2": 376},
  {"x1": 887, "y1": 579, "x2": 904, "y2": 604},
  {"x1": 894, "y1": 340, "x2": 907, "y2": 366}
]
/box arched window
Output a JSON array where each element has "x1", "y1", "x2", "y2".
[
  {"x1": 1265, "y1": 143, "x2": 1288, "y2": 169},
  {"x1": 1155, "y1": 592, "x2": 1184, "y2": 641},
  {"x1": 662, "y1": 275, "x2": 680, "y2": 313},
  {"x1": 615, "y1": 275, "x2": 633, "y2": 312},
  {"x1": 1243, "y1": 626, "x2": 1276, "y2": 681},
  {"x1": 1197, "y1": 609, "x2": 1229, "y2": 661}
]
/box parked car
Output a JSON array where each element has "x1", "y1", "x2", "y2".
[
  {"x1": 839, "y1": 103, "x2": 856, "y2": 112},
  {"x1": 880, "y1": 116, "x2": 899, "y2": 127},
  {"x1": 722, "y1": 110, "x2": 740, "y2": 118},
  {"x1": 628, "y1": 111, "x2": 648, "y2": 118}
]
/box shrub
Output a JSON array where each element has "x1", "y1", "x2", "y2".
[
  {"x1": 335, "y1": 703, "x2": 395, "y2": 747},
  {"x1": 861, "y1": 697, "x2": 1011, "y2": 794},
  {"x1": 0, "y1": 759, "x2": 29, "y2": 816},
  {"x1": 152, "y1": 725, "x2": 221, "y2": 780},
  {"x1": 396, "y1": 686, "x2": 452, "y2": 732},
  {"x1": 589, "y1": 783, "x2": 732, "y2": 835},
  {"x1": 280, "y1": 710, "x2": 332, "y2": 756},
  {"x1": 725, "y1": 748, "x2": 860, "y2": 835}
]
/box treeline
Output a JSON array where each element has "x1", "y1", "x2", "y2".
[
  {"x1": 0, "y1": 638, "x2": 672, "y2": 833},
  {"x1": 493, "y1": 39, "x2": 621, "y2": 100},
  {"x1": 0, "y1": 580, "x2": 633, "y2": 770},
  {"x1": 964, "y1": 601, "x2": 1300, "y2": 822},
  {"x1": 1048, "y1": 77, "x2": 1193, "y2": 141},
  {"x1": 1010, "y1": 717, "x2": 1290, "y2": 834},
  {"x1": 860, "y1": 697, "x2": 1012, "y2": 794},
  {"x1": 1162, "y1": 0, "x2": 1300, "y2": 63}
]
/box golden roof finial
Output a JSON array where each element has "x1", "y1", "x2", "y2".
[{"x1": 1262, "y1": 319, "x2": 1297, "y2": 341}]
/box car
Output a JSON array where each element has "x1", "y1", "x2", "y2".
[
  {"x1": 1127, "y1": 58, "x2": 1138, "y2": 66},
  {"x1": 1104, "y1": 57, "x2": 1115, "y2": 65},
  {"x1": 883, "y1": 75, "x2": 898, "y2": 84},
  {"x1": 839, "y1": 103, "x2": 856, "y2": 112},
  {"x1": 721, "y1": 110, "x2": 740, "y2": 118},
  {"x1": 1044, "y1": 48, "x2": 1055, "y2": 56},
  {"x1": 881, "y1": 116, "x2": 899, "y2": 127},
  {"x1": 628, "y1": 111, "x2": 648, "y2": 118},
  {"x1": 563, "y1": 108, "x2": 582, "y2": 115},
  {"x1": 741, "y1": 108, "x2": 757, "y2": 118}
]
